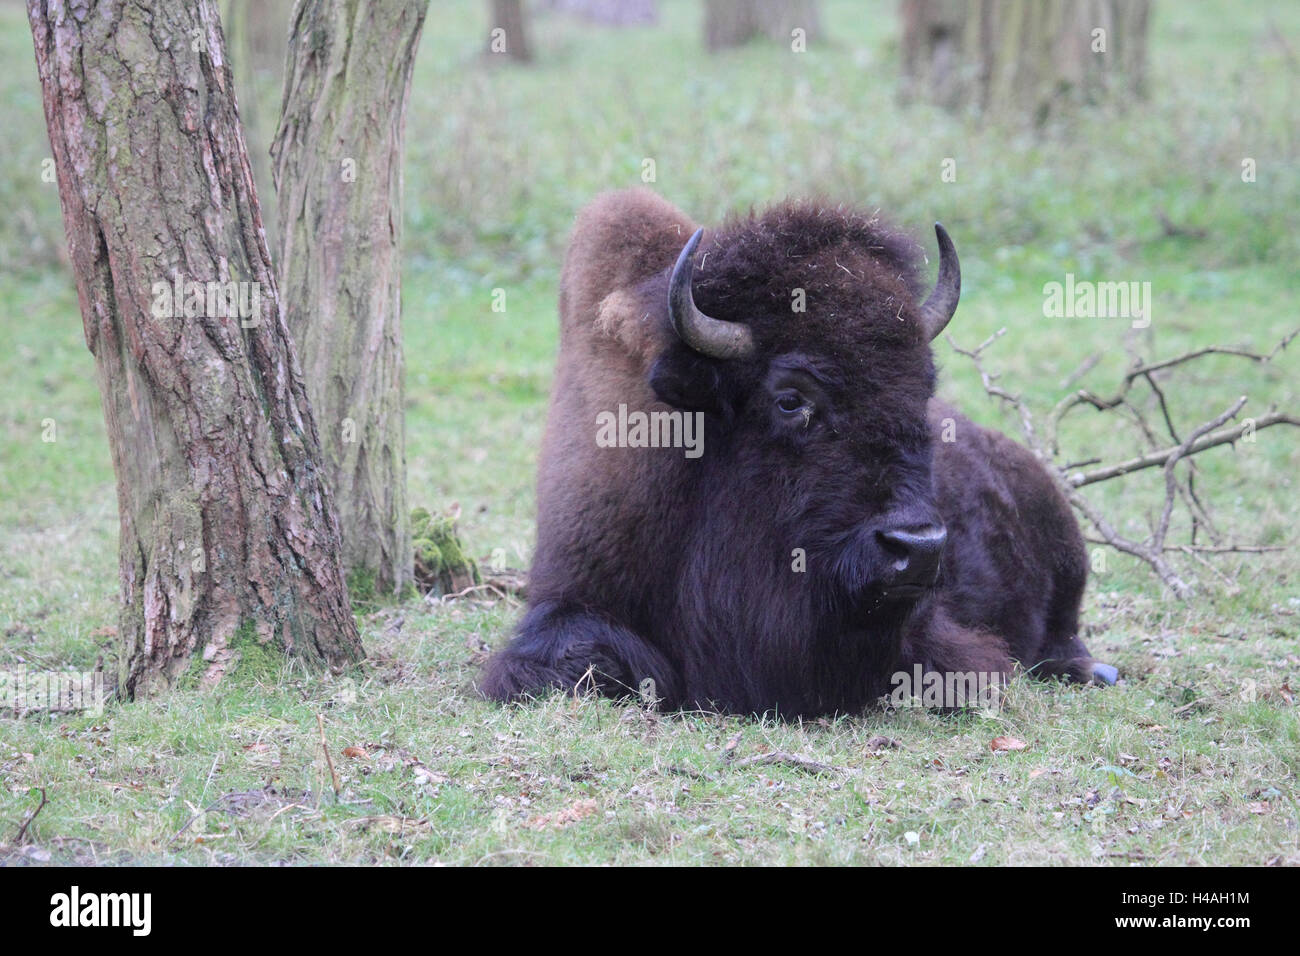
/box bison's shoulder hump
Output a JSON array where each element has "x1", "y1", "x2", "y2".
[{"x1": 561, "y1": 189, "x2": 697, "y2": 330}]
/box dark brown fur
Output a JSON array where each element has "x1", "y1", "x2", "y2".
[{"x1": 482, "y1": 188, "x2": 1109, "y2": 717}]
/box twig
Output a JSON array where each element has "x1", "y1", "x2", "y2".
[
  {"x1": 946, "y1": 329, "x2": 1038, "y2": 445},
  {"x1": 13, "y1": 787, "x2": 47, "y2": 845},
  {"x1": 728, "y1": 751, "x2": 839, "y2": 775},
  {"x1": 946, "y1": 330, "x2": 1297, "y2": 599},
  {"x1": 199, "y1": 751, "x2": 221, "y2": 806},
  {"x1": 1070, "y1": 409, "x2": 1299, "y2": 486},
  {"x1": 1045, "y1": 330, "x2": 1296, "y2": 453},
  {"x1": 437, "y1": 582, "x2": 509, "y2": 604},
  {"x1": 432, "y1": 569, "x2": 527, "y2": 605},
  {"x1": 1060, "y1": 353, "x2": 1100, "y2": 389},
  {"x1": 1084, "y1": 538, "x2": 1285, "y2": 555},
  {"x1": 317, "y1": 714, "x2": 340, "y2": 798},
  {"x1": 1155, "y1": 397, "x2": 1247, "y2": 551},
  {"x1": 1064, "y1": 482, "x2": 1195, "y2": 598}
]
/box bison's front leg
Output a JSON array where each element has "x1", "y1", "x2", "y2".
[
  {"x1": 480, "y1": 600, "x2": 682, "y2": 707},
  {"x1": 897, "y1": 605, "x2": 1014, "y2": 699}
]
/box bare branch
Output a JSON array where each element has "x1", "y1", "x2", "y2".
[
  {"x1": 1127, "y1": 332, "x2": 1296, "y2": 379},
  {"x1": 1154, "y1": 397, "x2": 1247, "y2": 552},
  {"x1": 1070, "y1": 410, "x2": 1300, "y2": 487},
  {"x1": 1045, "y1": 329, "x2": 1296, "y2": 452},
  {"x1": 945, "y1": 330, "x2": 1297, "y2": 599},
  {"x1": 1062, "y1": 479, "x2": 1195, "y2": 598},
  {"x1": 1083, "y1": 538, "x2": 1285, "y2": 555},
  {"x1": 946, "y1": 329, "x2": 1040, "y2": 450},
  {"x1": 13, "y1": 787, "x2": 47, "y2": 846}
]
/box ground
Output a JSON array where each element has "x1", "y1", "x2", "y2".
[{"x1": 0, "y1": 0, "x2": 1297, "y2": 865}]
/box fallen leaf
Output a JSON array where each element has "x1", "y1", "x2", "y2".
[
  {"x1": 990, "y1": 736, "x2": 1028, "y2": 752},
  {"x1": 341, "y1": 746, "x2": 368, "y2": 760},
  {"x1": 412, "y1": 766, "x2": 448, "y2": 786},
  {"x1": 524, "y1": 798, "x2": 598, "y2": 830},
  {"x1": 1247, "y1": 802, "x2": 1271, "y2": 815}
]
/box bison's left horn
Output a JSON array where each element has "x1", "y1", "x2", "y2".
[
  {"x1": 669, "y1": 228, "x2": 756, "y2": 360},
  {"x1": 919, "y1": 223, "x2": 961, "y2": 341}
]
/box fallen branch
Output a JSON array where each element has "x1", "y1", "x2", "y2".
[
  {"x1": 1083, "y1": 539, "x2": 1285, "y2": 555},
  {"x1": 1045, "y1": 331, "x2": 1296, "y2": 455},
  {"x1": 1070, "y1": 409, "x2": 1299, "y2": 486},
  {"x1": 728, "y1": 751, "x2": 839, "y2": 775},
  {"x1": 947, "y1": 330, "x2": 1296, "y2": 598},
  {"x1": 317, "y1": 714, "x2": 340, "y2": 798},
  {"x1": 13, "y1": 787, "x2": 47, "y2": 845}
]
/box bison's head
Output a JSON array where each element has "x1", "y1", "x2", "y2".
[{"x1": 645, "y1": 205, "x2": 960, "y2": 612}]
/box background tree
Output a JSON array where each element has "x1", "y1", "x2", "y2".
[
  {"x1": 223, "y1": 0, "x2": 293, "y2": 253},
  {"x1": 538, "y1": 0, "x2": 658, "y2": 26},
  {"x1": 900, "y1": 0, "x2": 1151, "y2": 119},
  {"x1": 273, "y1": 0, "x2": 429, "y2": 598},
  {"x1": 28, "y1": 0, "x2": 363, "y2": 696},
  {"x1": 487, "y1": 0, "x2": 533, "y2": 62},
  {"x1": 704, "y1": 0, "x2": 822, "y2": 51}
]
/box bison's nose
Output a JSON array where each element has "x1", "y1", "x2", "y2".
[{"x1": 877, "y1": 525, "x2": 947, "y2": 589}]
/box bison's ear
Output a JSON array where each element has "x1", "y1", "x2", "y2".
[{"x1": 649, "y1": 345, "x2": 728, "y2": 415}]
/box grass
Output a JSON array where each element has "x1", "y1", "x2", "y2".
[{"x1": 1, "y1": 0, "x2": 1298, "y2": 865}]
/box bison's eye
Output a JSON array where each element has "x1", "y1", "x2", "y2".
[{"x1": 775, "y1": 390, "x2": 813, "y2": 423}]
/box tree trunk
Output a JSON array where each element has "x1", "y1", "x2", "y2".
[
  {"x1": 899, "y1": 0, "x2": 1151, "y2": 119},
  {"x1": 223, "y1": 0, "x2": 293, "y2": 254},
  {"x1": 272, "y1": 0, "x2": 427, "y2": 598},
  {"x1": 28, "y1": 0, "x2": 363, "y2": 697},
  {"x1": 755, "y1": 0, "x2": 822, "y2": 44},
  {"x1": 706, "y1": 0, "x2": 821, "y2": 51},
  {"x1": 538, "y1": 0, "x2": 658, "y2": 26},
  {"x1": 487, "y1": 0, "x2": 533, "y2": 62}
]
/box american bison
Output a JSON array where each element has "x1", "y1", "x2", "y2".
[{"x1": 481, "y1": 188, "x2": 1116, "y2": 717}]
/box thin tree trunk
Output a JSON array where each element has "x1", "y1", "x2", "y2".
[
  {"x1": 899, "y1": 0, "x2": 1151, "y2": 119},
  {"x1": 487, "y1": 0, "x2": 533, "y2": 62},
  {"x1": 224, "y1": 0, "x2": 292, "y2": 254},
  {"x1": 706, "y1": 0, "x2": 820, "y2": 50},
  {"x1": 538, "y1": 0, "x2": 658, "y2": 26},
  {"x1": 273, "y1": 0, "x2": 427, "y2": 597},
  {"x1": 28, "y1": 0, "x2": 363, "y2": 697}
]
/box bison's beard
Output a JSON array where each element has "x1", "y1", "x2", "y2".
[
  {"x1": 677, "y1": 523, "x2": 937, "y2": 717},
  {"x1": 668, "y1": 493, "x2": 940, "y2": 716}
]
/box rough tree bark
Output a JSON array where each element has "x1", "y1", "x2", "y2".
[
  {"x1": 272, "y1": 0, "x2": 428, "y2": 597},
  {"x1": 900, "y1": 0, "x2": 1150, "y2": 119},
  {"x1": 28, "y1": 0, "x2": 363, "y2": 697}
]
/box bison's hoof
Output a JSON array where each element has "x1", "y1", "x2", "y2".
[{"x1": 1090, "y1": 662, "x2": 1119, "y2": 686}]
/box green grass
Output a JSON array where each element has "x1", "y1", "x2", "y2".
[{"x1": 1, "y1": 0, "x2": 1298, "y2": 865}]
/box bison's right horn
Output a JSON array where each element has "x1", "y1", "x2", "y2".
[
  {"x1": 919, "y1": 223, "x2": 961, "y2": 341},
  {"x1": 668, "y1": 228, "x2": 756, "y2": 360}
]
